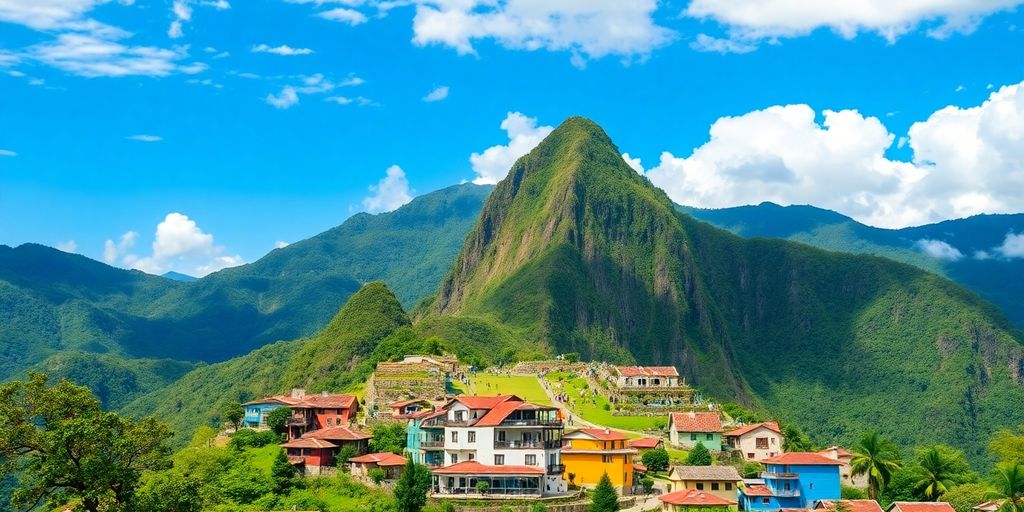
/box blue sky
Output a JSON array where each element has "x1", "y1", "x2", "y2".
[{"x1": 2, "y1": 0, "x2": 1024, "y2": 275}]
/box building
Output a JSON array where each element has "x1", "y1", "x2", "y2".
[
  {"x1": 666, "y1": 465, "x2": 742, "y2": 504},
  {"x1": 389, "y1": 399, "x2": 435, "y2": 420},
  {"x1": 429, "y1": 395, "x2": 567, "y2": 497},
  {"x1": 283, "y1": 426, "x2": 372, "y2": 475},
  {"x1": 630, "y1": 437, "x2": 665, "y2": 459},
  {"x1": 406, "y1": 409, "x2": 447, "y2": 468},
  {"x1": 724, "y1": 422, "x2": 783, "y2": 461},
  {"x1": 886, "y1": 503, "x2": 957, "y2": 512},
  {"x1": 669, "y1": 412, "x2": 723, "y2": 451},
  {"x1": 242, "y1": 388, "x2": 358, "y2": 438},
  {"x1": 738, "y1": 452, "x2": 842, "y2": 511},
  {"x1": 816, "y1": 500, "x2": 884, "y2": 512},
  {"x1": 818, "y1": 446, "x2": 866, "y2": 488},
  {"x1": 660, "y1": 488, "x2": 736, "y2": 512},
  {"x1": 561, "y1": 428, "x2": 637, "y2": 491},
  {"x1": 350, "y1": 452, "x2": 408, "y2": 480},
  {"x1": 611, "y1": 366, "x2": 682, "y2": 388}
]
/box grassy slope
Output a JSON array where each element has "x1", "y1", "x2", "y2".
[{"x1": 470, "y1": 374, "x2": 552, "y2": 405}]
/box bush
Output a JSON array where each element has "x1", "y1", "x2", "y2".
[
  {"x1": 602, "y1": 403, "x2": 611, "y2": 411},
  {"x1": 942, "y1": 483, "x2": 992, "y2": 512},
  {"x1": 641, "y1": 448, "x2": 670, "y2": 473},
  {"x1": 476, "y1": 481, "x2": 490, "y2": 494},
  {"x1": 266, "y1": 407, "x2": 291, "y2": 436},
  {"x1": 685, "y1": 442, "x2": 712, "y2": 466},
  {"x1": 338, "y1": 445, "x2": 359, "y2": 468},
  {"x1": 641, "y1": 476, "x2": 655, "y2": 494},
  {"x1": 532, "y1": 503, "x2": 548, "y2": 512},
  {"x1": 228, "y1": 429, "x2": 279, "y2": 451},
  {"x1": 368, "y1": 467, "x2": 387, "y2": 484},
  {"x1": 742, "y1": 462, "x2": 763, "y2": 478},
  {"x1": 841, "y1": 485, "x2": 867, "y2": 499},
  {"x1": 370, "y1": 422, "x2": 408, "y2": 454}
]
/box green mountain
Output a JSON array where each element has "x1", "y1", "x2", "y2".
[
  {"x1": 427, "y1": 116, "x2": 1024, "y2": 462},
  {"x1": 680, "y1": 202, "x2": 1024, "y2": 327},
  {"x1": 0, "y1": 183, "x2": 490, "y2": 390}
]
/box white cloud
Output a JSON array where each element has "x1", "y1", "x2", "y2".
[
  {"x1": 0, "y1": 149, "x2": 16, "y2": 157},
  {"x1": 167, "y1": 1, "x2": 192, "y2": 38},
  {"x1": 109, "y1": 213, "x2": 243, "y2": 276},
  {"x1": 202, "y1": 0, "x2": 230, "y2": 9},
  {"x1": 914, "y1": 239, "x2": 964, "y2": 260},
  {"x1": 252, "y1": 43, "x2": 315, "y2": 56},
  {"x1": 266, "y1": 85, "x2": 299, "y2": 109},
  {"x1": 0, "y1": 0, "x2": 110, "y2": 30},
  {"x1": 411, "y1": 0, "x2": 674, "y2": 67},
  {"x1": 30, "y1": 33, "x2": 202, "y2": 77},
  {"x1": 127, "y1": 134, "x2": 162, "y2": 142},
  {"x1": 362, "y1": 165, "x2": 414, "y2": 213},
  {"x1": 274, "y1": 240, "x2": 290, "y2": 249},
  {"x1": 622, "y1": 153, "x2": 644, "y2": 173},
  {"x1": 995, "y1": 232, "x2": 1024, "y2": 258},
  {"x1": 55, "y1": 240, "x2": 78, "y2": 253},
  {"x1": 470, "y1": 112, "x2": 554, "y2": 185},
  {"x1": 645, "y1": 81, "x2": 1024, "y2": 228},
  {"x1": 318, "y1": 7, "x2": 368, "y2": 25},
  {"x1": 956, "y1": 84, "x2": 966, "y2": 92},
  {"x1": 684, "y1": 0, "x2": 1024, "y2": 50},
  {"x1": 422, "y1": 85, "x2": 449, "y2": 102},
  {"x1": 690, "y1": 33, "x2": 757, "y2": 54}
]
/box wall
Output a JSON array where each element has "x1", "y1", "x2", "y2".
[
  {"x1": 730, "y1": 428, "x2": 783, "y2": 460},
  {"x1": 672, "y1": 433, "x2": 722, "y2": 451},
  {"x1": 670, "y1": 478, "x2": 739, "y2": 504}
]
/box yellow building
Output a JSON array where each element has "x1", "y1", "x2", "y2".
[
  {"x1": 561, "y1": 428, "x2": 637, "y2": 490},
  {"x1": 666, "y1": 465, "x2": 742, "y2": 508}
]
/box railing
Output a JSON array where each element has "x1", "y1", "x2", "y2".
[
  {"x1": 494, "y1": 440, "x2": 561, "y2": 449},
  {"x1": 286, "y1": 417, "x2": 310, "y2": 426},
  {"x1": 547, "y1": 464, "x2": 566, "y2": 474},
  {"x1": 774, "y1": 489, "x2": 801, "y2": 497},
  {"x1": 421, "y1": 439, "x2": 445, "y2": 448},
  {"x1": 500, "y1": 419, "x2": 563, "y2": 427},
  {"x1": 761, "y1": 472, "x2": 799, "y2": 479}
]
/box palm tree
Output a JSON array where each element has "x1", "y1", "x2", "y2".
[
  {"x1": 989, "y1": 463, "x2": 1024, "y2": 512},
  {"x1": 914, "y1": 447, "x2": 956, "y2": 500},
  {"x1": 850, "y1": 431, "x2": 902, "y2": 500}
]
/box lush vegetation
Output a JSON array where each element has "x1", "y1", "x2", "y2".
[
  {"x1": 544, "y1": 371, "x2": 664, "y2": 431},
  {"x1": 469, "y1": 374, "x2": 552, "y2": 404}
]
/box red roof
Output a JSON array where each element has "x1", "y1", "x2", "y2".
[
  {"x1": 475, "y1": 401, "x2": 557, "y2": 427},
  {"x1": 819, "y1": 446, "x2": 853, "y2": 458},
  {"x1": 630, "y1": 437, "x2": 663, "y2": 448},
  {"x1": 633, "y1": 463, "x2": 648, "y2": 473},
  {"x1": 726, "y1": 422, "x2": 781, "y2": 437},
  {"x1": 615, "y1": 366, "x2": 679, "y2": 377},
  {"x1": 281, "y1": 437, "x2": 338, "y2": 449},
  {"x1": 742, "y1": 484, "x2": 774, "y2": 497},
  {"x1": 244, "y1": 392, "x2": 356, "y2": 410},
  {"x1": 389, "y1": 399, "x2": 431, "y2": 409},
  {"x1": 661, "y1": 489, "x2": 736, "y2": 506},
  {"x1": 670, "y1": 412, "x2": 723, "y2": 432},
  {"x1": 349, "y1": 452, "x2": 408, "y2": 466},
  {"x1": 888, "y1": 503, "x2": 956, "y2": 512},
  {"x1": 304, "y1": 426, "x2": 371, "y2": 441},
  {"x1": 759, "y1": 452, "x2": 842, "y2": 465},
  {"x1": 568, "y1": 428, "x2": 630, "y2": 441},
  {"x1": 431, "y1": 461, "x2": 544, "y2": 475},
  {"x1": 818, "y1": 500, "x2": 884, "y2": 512},
  {"x1": 451, "y1": 395, "x2": 520, "y2": 409}
]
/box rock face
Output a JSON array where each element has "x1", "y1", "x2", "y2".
[{"x1": 428, "y1": 116, "x2": 1024, "y2": 462}]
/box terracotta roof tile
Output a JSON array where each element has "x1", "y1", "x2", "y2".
[
  {"x1": 566, "y1": 428, "x2": 630, "y2": 441},
  {"x1": 348, "y1": 452, "x2": 408, "y2": 466},
  {"x1": 431, "y1": 461, "x2": 544, "y2": 475},
  {"x1": 742, "y1": 484, "x2": 774, "y2": 497},
  {"x1": 475, "y1": 401, "x2": 557, "y2": 427},
  {"x1": 888, "y1": 503, "x2": 956, "y2": 512},
  {"x1": 661, "y1": 489, "x2": 736, "y2": 506},
  {"x1": 759, "y1": 452, "x2": 842, "y2": 465},
  {"x1": 450, "y1": 395, "x2": 521, "y2": 409},
  {"x1": 670, "y1": 465, "x2": 742, "y2": 481},
  {"x1": 303, "y1": 426, "x2": 371, "y2": 441},
  {"x1": 818, "y1": 500, "x2": 884, "y2": 512},
  {"x1": 670, "y1": 412, "x2": 723, "y2": 432},
  {"x1": 726, "y1": 422, "x2": 782, "y2": 437},
  {"x1": 615, "y1": 366, "x2": 680, "y2": 377},
  {"x1": 630, "y1": 438, "x2": 663, "y2": 449},
  {"x1": 281, "y1": 438, "x2": 338, "y2": 449}
]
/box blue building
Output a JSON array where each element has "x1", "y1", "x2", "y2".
[
  {"x1": 242, "y1": 397, "x2": 287, "y2": 429},
  {"x1": 404, "y1": 409, "x2": 446, "y2": 467},
  {"x1": 740, "y1": 452, "x2": 842, "y2": 511}
]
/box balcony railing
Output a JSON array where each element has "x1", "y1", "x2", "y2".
[
  {"x1": 494, "y1": 440, "x2": 561, "y2": 449},
  {"x1": 421, "y1": 439, "x2": 445, "y2": 448},
  {"x1": 774, "y1": 489, "x2": 800, "y2": 497},
  {"x1": 547, "y1": 464, "x2": 566, "y2": 475},
  {"x1": 761, "y1": 472, "x2": 799, "y2": 479},
  {"x1": 500, "y1": 419, "x2": 563, "y2": 427},
  {"x1": 286, "y1": 417, "x2": 310, "y2": 426}
]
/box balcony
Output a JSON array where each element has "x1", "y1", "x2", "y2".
[
  {"x1": 547, "y1": 464, "x2": 566, "y2": 475},
  {"x1": 421, "y1": 439, "x2": 445, "y2": 449},
  {"x1": 286, "y1": 416, "x2": 310, "y2": 426},
  {"x1": 494, "y1": 440, "x2": 561, "y2": 449},
  {"x1": 761, "y1": 472, "x2": 799, "y2": 479},
  {"x1": 499, "y1": 419, "x2": 563, "y2": 427},
  {"x1": 774, "y1": 489, "x2": 801, "y2": 497}
]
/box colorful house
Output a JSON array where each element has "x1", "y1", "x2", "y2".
[
  {"x1": 630, "y1": 437, "x2": 665, "y2": 458},
  {"x1": 611, "y1": 366, "x2": 682, "y2": 388},
  {"x1": 669, "y1": 412, "x2": 723, "y2": 451},
  {"x1": 283, "y1": 426, "x2": 371, "y2": 475},
  {"x1": 666, "y1": 465, "x2": 742, "y2": 505},
  {"x1": 817, "y1": 500, "x2": 884, "y2": 512},
  {"x1": 724, "y1": 422, "x2": 783, "y2": 461},
  {"x1": 739, "y1": 452, "x2": 841, "y2": 511},
  {"x1": 660, "y1": 488, "x2": 736, "y2": 512},
  {"x1": 405, "y1": 409, "x2": 447, "y2": 468},
  {"x1": 561, "y1": 428, "x2": 637, "y2": 491},
  {"x1": 242, "y1": 388, "x2": 358, "y2": 438},
  {"x1": 389, "y1": 399, "x2": 434, "y2": 420},
  {"x1": 431, "y1": 461, "x2": 548, "y2": 497},
  {"x1": 819, "y1": 446, "x2": 866, "y2": 488},
  {"x1": 886, "y1": 503, "x2": 956, "y2": 512},
  {"x1": 350, "y1": 452, "x2": 408, "y2": 480}
]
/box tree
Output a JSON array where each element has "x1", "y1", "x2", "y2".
[
  {"x1": 641, "y1": 476, "x2": 655, "y2": 494},
  {"x1": 914, "y1": 446, "x2": 972, "y2": 500},
  {"x1": 132, "y1": 471, "x2": 203, "y2": 512},
  {"x1": 850, "y1": 431, "x2": 902, "y2": 500},
  {"x1": 394, "y1": 459, "x2": 431, "y2": 512},
  {"x1": 591, "y1": 472, "x2": 620, "y2": 512},
  {"x1": 371, "y1": 422, "x2": 408, "y2": 454},
  {"x1": 338, "y1": 444, "x2": 359, "y2": 467},
  {"x1": 991, "y1": 428, "x2": 1024, "y2": 467},
  {"x1": 943, "y1": 483, "x2": 993, "y2": 512},
  {"x1": 222, "y1": 401, "x2": 244, "y2": 430},
  {"x1": 782, "y1": 423, "x2": 813, "y2": 452},
  {"x1": 476, "y1": 481, "x2": 490, "y2": 494},
  {"x1": 842, "y1": 485, "x2": 868, "y2": 499},
  {"x1": 271, "y1": 448, "x2": 297, "y2": 491},
  {"x1": 742, "y1": 462, "x2": 764, "y2": 479},
  {"x1": 0, "y1": 373, "x2": 173, "y2": 512},
  {"x1": 369, "y1": 467, "x2": 387, "y2": 485},
  {"x1": 686, "y1": 442, "x2": 712, "y2": 466},
  {"x1": 989, "y1": 463, "x2": 1024, "y2": 512},
  {"x1": 642, "y1": 448, "x2": 670, "y2": 473},
  {"x1": 266, "y1": 407, "x2": 292, "y2": 436}
]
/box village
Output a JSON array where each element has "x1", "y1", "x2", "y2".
[{"x1": 231, "y1": 354, "x2": 979, "y2": 512}]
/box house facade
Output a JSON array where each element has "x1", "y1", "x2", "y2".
[
  {"x1": 283, "y1": 425, "x2": 371, "y2": 475},
  {"x1": 350, "y1": 452, "x2": 408, "y2": 480},
  {"x1": 561, "y1": 428, "x2": 637, "y2": 491},
  {"x1": 724, "y1": 422, "x2": 783, "y2": 461},
  {"x1": 669, "y1": 412, "x2": 723, "y2": 451},
  {"x1": 739, "y1": 452, "x2": 841, "y2": 511},
  {"x1": 611, "y1": 366, "x2": 682, "y2": 388},
  {"x1": 429, "y1": 395, "x2": 567, "y2": 497},
  {"x1": 659, "y1": 488, "x2": 736, "y2": 512},
  {"x1": 242, "y1": 388, "x2": 357, "y2": 438},
  {"x1": 666, "y1": 465, "x2": 742, "y2": 505}
]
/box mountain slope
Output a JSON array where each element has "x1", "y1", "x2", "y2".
[
  {"x1": 428, "y1": 116, "x2": 1024, "y2": 462},
  {"x1": 680, "y1": 203, "x2": 1024, "y2": 326}
]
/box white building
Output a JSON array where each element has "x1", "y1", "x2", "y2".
[
  {"x1": 610, "y1": 366, "x2": 682, "y2": 388},
  {"x1": 723, "y1": 422, "x2": 784, "y2": 460},
  {"x1": 430, "y1": 395, "x2": 568, "y2": 497}
]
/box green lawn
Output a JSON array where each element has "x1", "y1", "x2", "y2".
[
  {"x1": 545, "y1": 371, "x2": 666, "y2": 432},
  {"x1": 469, "y1": 374, "x2": 552, "y2": 405},
  {"x1": 245, "y1": 443, "x2": 282, "y2": 475}
]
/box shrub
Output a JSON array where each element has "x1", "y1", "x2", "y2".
[
  {"x1": 841, "y1": 485, "x2": 867, "y2": 499},
  {"x1": 228, "y1": 429, "x2": 279, "y2": 451},
  {"x1": 369, "y1": 467, "x2": 387, "y2": 485},
  {"x1": 641, "y1": 476, "x2": 655, "y2": 494},
  {"x1": 685, "y1": 442, "x2": 712, "y2": 466},
  {"x1": 642, "y1": 448, "x2": 670, "y2": 473},
  {"x1": 266, "y1": 407, "x2": 291, "y2": 436},
  {"x1": 476, "y1": 481, "x2": 490, "y2": 494}
]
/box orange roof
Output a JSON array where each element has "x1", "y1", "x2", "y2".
[
  {"x1": 888, "y1": 503, "x2": 956, "y2": 512},
  {"x1": 304, "y1": 426, "x2": 371, "y2": 441},
  {"x1": 244, "y1": 392, "x2": 356, "y2": 410},
  {"x1": 726, "y1": 422, "x2": 781, "y2": 437},
  {"x1": 742, "y1": 484, "x2": 774, "y2": 497},
  {"x1": 818, "y1": 500, "x2": 884, "y2": 512},
  {"x1": 567, "y1": 428, "x2": 630, "y2": 441},
  {"x1": 633, "y1": 463, "x2": 648, "y2": 472},
  {"x1": 431, "y1": 461, "x2": 544, "y2": 475},
  {"x1": 819, "y1": 446, "x2": 853, "y2": 458},
  {"x1": 389, "y1": 399, "x2": 430, "y2": 409},
  {"x1": 615, "y1": 366, "x2": 679, "y2": 377},
  {"x1": 281, "y1": 437, "x2": 338, "y2": 449},
  {"x1": 759, "y1": 452, "x2": 842, "y2": 465},
  {"x1": 450, "y1": 395, "x2": 521, "y2": 409},
  {"x1": 349, "y1": 452, "x2": 408, "y2": 466},
  {"x1": 670, "y1": 412, "x2": 722, "y2": 432},
  {"x1": 661, "y1": 489, "x2": 736, "y2": 506},
  {"x1": 630, "y1": 437, "x2": 663, "y2": 448},
  {"x1": 475, "y1": 401, "x2": 557, "y2": 427}
]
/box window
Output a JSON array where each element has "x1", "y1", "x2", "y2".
[
  {"x1": 725, "y1": 483, "x2": 733, "y2": 490},
  {"x1": 711, "y1": 483, "x2": 720, "y2": 490},
  {"x1": 451, "y1": 431, "x2": 459, "y2": 442},
  {"x1": 784, "y1": 483, "x2": 791, "y2": 491},
  {"x1": 690, "y1": 433, "x2": 697, "y2": 441},
  {"x1": 468, "y1": 453, "x2": 475, "y2": 461},
  {"x1": 756, "y1": 437, "x2": 769, "y2": 449},
  {"x1": 497, "y1": 431, "x2": 506, "y2": 442},
  {"x1": 494, "y1": 455, "x2": 505, "y2": 465},
  {"x1": 327, "y1": 418, "x2": 334, "y2": 426},
  {"x1": 809, "y1": 483, "x2": 814, "y2": 490},
  {"x1": 525, "y1": 454, "x2": 537, "y2": 465},
  {"x1": 451, "y1": 454, "x2": 458, "y2": 464},
  {"x1": 706, "y1": 433, "x2": 714, "y2": 440},
  {"x1": 747, "y1": 453, "x2": 755, "y2": 459},
  {"x1": 454, "y1": 410, "x2": 465, "y2": 422},
  {"x1": 696, "y1": 483, "x2": 704, "y2": 490},
  {"x1": 763, "y1": 498, "x2": 771, "y2": 505},
  {"x1": 468, "y1": 431, "x2": 476, "y2": 443},
  {"x1": 602, "y1": 455, "x2": 613, "y2": 463}
]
